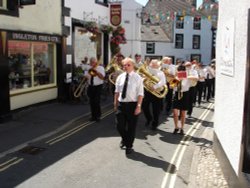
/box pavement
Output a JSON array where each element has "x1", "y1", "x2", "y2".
[{"x1": 0, "y1": 96, "x2": 230, "y2": 187}]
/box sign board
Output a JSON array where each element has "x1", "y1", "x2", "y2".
[
  {"x1": 20, "y1": 0, "x2": 36, "y2": 6},
  {"x1": 110, "y1": 4, "x2": 122, "y2": 26},
  {"x1": 220, "y1": 18, "x2": 235, "y2": 77}
]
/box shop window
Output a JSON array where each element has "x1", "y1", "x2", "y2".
[
  {"x1": 8, "y1": 41, "x2": 56, "y2": 92},
  {"x1": 176, "y1": 16, "x2": 184, "y2": 29},
  {"x1": 193, "y1": 17, "x2": 201, "y2": 30},
  {"x1": 0, "y1": 0, "x2": 6, "y2": 9},
  {"x1": 175, "y1": 34, "x2": 183, "y2": 49},
  {"x1": 146, "y1": 42, "x2": 155, "y2": 54},
  {"x1": 193, "y1": 35, "x2": 200, "y2": 49}
]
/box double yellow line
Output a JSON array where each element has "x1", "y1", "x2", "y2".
[
  {"x1": 0, "y1": 157, "x2": 23, "y2": 172},
  {"x1": 46, "y1": 109, "x2": 114, "y2": 145},
  {"x1": 161, "y1": 103, "x2": 214, "y2": 188}
]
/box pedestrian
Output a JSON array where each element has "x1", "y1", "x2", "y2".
[
  {"x1": 172, "y1": 62, "x2": 195, "y2": 135},
  {"x1": 86, "y1": 57, "x2": 105, "y2": 122},
  {"x1": 114, "y1": 57, "x2": 144, "y2": 154},
  {"x1": 142, "y1": 59, "x2": 166, "y2": 130}
]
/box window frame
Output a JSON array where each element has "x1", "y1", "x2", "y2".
[
  {"x1": 0, "y1": 0, "x2": 19, "y2": 17},
  {"x1": 175, "y1": 34, "x2": 184, "y2": 49},
  {"x1": 190, "y1": 54, "x2": 201, "y2": 62},
  {"x1": 146, "y1": 42, "x2": 155, "y2": 54},
  {"x1": 176, "y1": 16, "x2": 184, "y2": 29},
  {"x1": 193, "y1": 17, "x2": 201, "y2": 30},
  {"x1": 95, "y1": 0, "x2": 108, "y2": 7},
  {"x1": 193, "y1": 35, "x2": 200, "y2": 49}
]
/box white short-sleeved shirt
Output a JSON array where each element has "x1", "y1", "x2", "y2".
[
  {"x1": 148, "y1": 68, "x2": 166, "y2": 90},
  {"x1": 115, "y1": 71, "x2": 144, "y2": 102}
]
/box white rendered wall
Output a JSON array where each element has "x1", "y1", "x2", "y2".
[
  {"x1": 120, "y1": 0, "x2": 142, "y2": 57},
  {"x1": 141, "y1": 16, "x2": 212, "y2": 63},
  {"x1": 0, "y1": 0, "x2": 61, "y2": 34},
  {"x1": 215, "y1": 0, "x2": 249, "y2": 174}
]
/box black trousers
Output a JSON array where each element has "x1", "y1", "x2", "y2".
[
  {"x1": 143, "y1": 90, "x2": 163, "y2": 128},
  {"x1": 87, "y1": 84, "x2": 103, "y2": 119},
  {"x1": 187, "y1": 86, "x2": 196, "y2": 116},
  {"x1": 205, "y1": 79, "x2": 212, "y2": 101},
  {"x1": 165, "y1": 83, "x2": 173, "y2": 113},
  {"x1": 116, "y1": 102, "x2": 138, "y2": 148},
  {"x1": 196, "y1": 81, "x2": 205, "y2": 105}
]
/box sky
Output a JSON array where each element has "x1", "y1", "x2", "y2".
[{"x1": 135, "y1": 0, "x2": 203, "y2": 7}]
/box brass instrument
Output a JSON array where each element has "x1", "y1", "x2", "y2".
[
  {"x1": 73, "y1": 77, "x2": 88, "y2": 98},
  {"x1": 137, "y1": 65, "x2": 168, "y2": 98},
  {"x1": 169, "y1": 78, "x2": 180, "y2": 89},
  {"x1": 106, "y1": 57, "x2": 123, "y2": 85},
  {"x1": 88, "y1": 68, "x2": 98, "y2": 77},
  {"x1": 190, "y1": 78, "x2": 198, "y2": 87}
]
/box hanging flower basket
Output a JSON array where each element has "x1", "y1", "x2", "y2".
[{"x1": 110, "y1": 26, "x2": 127, "y2": 56}]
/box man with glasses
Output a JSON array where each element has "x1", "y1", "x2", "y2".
[{"x1": 114, "y1": 57, "x2": 144, "y2": 155}]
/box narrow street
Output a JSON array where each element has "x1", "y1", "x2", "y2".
[{"x1": 0, "y1": 101, "x2": 214, "y2": 188}]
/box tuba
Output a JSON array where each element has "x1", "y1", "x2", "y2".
[
  {"x1": 137, "y1": 65, "x2": 168, "y2": 98},
  {"x1": 73, "y1": 77, "x2": 88, "y2": 98}
]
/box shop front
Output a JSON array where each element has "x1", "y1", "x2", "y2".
[{"x1": 0, "y1": 30, "x2": 62, "y2": 119}]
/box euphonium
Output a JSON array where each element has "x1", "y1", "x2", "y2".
[
  {"x1": 168, "y1": 78, "x2": 180, "y2": 89},
  {"x1": 73, "y1": 77, "x2": 88, "y2": 98},
  {"x1": 137, "y1": 66, "x2": 168, "y2": 98}
]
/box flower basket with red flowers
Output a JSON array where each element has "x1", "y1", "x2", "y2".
[{"x1": 110, "y1": 26, "x2": 127, "y2": 57}]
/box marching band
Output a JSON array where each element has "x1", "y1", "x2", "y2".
[{"x1": 73, "y1": 54, "x2": 216, "y2": 154}]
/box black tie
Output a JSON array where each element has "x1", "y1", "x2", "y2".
[
  {"x1": 121, "y1": 73, "x2": 129, "y2": 99},
  {"x1": 90, "y1": 76, "x2": 94, "y2": 86}
]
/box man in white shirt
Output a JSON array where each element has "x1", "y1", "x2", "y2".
[
  {"x1": 142, "y1": 59, "x2": 166, "y2": 130},
  {"x1": 114, "y1": 57, "x2": 144, "y2": 155},
  {"x1": 86, "y1": 57, "x2": 105, "y2": 122}
]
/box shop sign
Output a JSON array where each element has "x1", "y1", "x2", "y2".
[
  {"x1": 9, "y1": 32, "x2": 61, "y2": 43},
  {"x1": 110, "y1": 4, "x2": 122, "y2": 27}
]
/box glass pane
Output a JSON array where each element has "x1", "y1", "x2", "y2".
[
  {"x1": 33, "y1": 42, "x2": 54, "y2": 86},
  {"x1": 8, "y1": 41, "x2": 31, "y2": 90}
]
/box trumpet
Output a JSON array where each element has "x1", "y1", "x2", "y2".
[{"x1": 73, "y1": 77, "x2": 88, "y2": 98}]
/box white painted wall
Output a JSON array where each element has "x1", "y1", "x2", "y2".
[
  {"x1": 215, "y1": 0, "x2": 249, "y2": 174},
  {"x1": 0, "y1": 0, "x2": 61, "y2": 34},
  {"x1": 141, "y1": 16, "x2": 212, "y2": 64},
  {"x1": 120, "y1": 0, "x2": 142, "y2": 57}
]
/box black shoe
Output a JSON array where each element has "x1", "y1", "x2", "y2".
[
  {"x1": 125, "y1": 148, "x2": 133, "y2": 155},
  {"x1": 119, "y1": 141, "x2": 125, "y2": 149},
  {"x1": 179, "y1": 129, "x2": 184, "y2": 135},
  {"x1": 173, "y1": 128, "x2": 179, "y2": 134}
]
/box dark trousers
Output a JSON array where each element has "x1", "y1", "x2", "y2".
[
  {"x1": 196, "y1": 81, "x2": 205, "y2": 105},
  {"x1": 143, "y1": 91, "x2": 162, "y2": 128},
  {"x1": 87, "y1": 84, "x2": 103, "y2": 119},
  {"x1": 211, "y1": 78, "x2": 215, "y2": 98},
  {"x1": 116, "y1": 102, "x2": 138, "y2": 148},
  {"x1": 205, "y1": 79, "x2": 212, "y2": 101},
  {"x1": 187, "y1": 86, "x2": 196, "y2": 116},
  {"x1": 165, "y1": 83, "x2": 173, "y2": 113}
]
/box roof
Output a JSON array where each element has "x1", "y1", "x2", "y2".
[{"x1": 141, "y1": 24, "x2": 171, "y2": 42}]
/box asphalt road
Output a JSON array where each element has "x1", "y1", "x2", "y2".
[{"x1": 0, "y1": 102, "x2": 214, "y2": 188}]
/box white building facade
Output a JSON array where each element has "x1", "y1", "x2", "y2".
[{"x1": 215, "y1": 0, "x2": 250, "y2": 186}]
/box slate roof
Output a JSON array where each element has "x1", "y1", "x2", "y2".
[{"x1": 141, "y1": 24, "x2": 171, "y2": 42}]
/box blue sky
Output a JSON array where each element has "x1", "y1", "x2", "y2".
[{"x1": 135, "y1": 0, "x2": 203, "y2": 7}]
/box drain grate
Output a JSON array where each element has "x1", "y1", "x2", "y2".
[{"x1": 19, "y1": 146, "x2": 46, "y2": 155}]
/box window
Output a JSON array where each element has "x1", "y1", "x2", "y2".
[
  {"x1": 191, "y1": 54, "x2": 201, "y2": 62},
  {"x1": 146, "y1": 42, "x2": 155, "y2": 54},
  {"x1": 176, "y1": 16, "x2": 184, "y2": 29},
  {"x1": 193, "y1": 17, "x2": 201, "y2": 30},
  {"x1": 8, "y1": 41, "x2": 56, "y2": 92},
  {"x1": 193, "y1": 35, "x2": 200, "y2": 49},
  {"x1": 95, "y1": 0, "x2": 108, "y2": 6},
  {"x1": 175, "y1": 34, "x2": 183, "y2": 49},
  {"x1": 0, "y1": 0, "x2": 7, "y2": 9}
]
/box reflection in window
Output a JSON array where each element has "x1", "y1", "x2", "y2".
[
  {"x1": 193, "y1": 35, "x2": 200, "y2": 49},
  {"x1": 193, "y1": 17, "x2": 201, "y2": 30},
  {"x1": 146, "y1": 42, "x2": 155, "y2": 54},
  {"x1": 8, "y1": 41, "x2": 56, "y2": 91},
  {"x1": 176, "y1": 16, "x2": 184, "y2": 29},
  {"x1": 175, "y1": 34, "x2": 184, "y2": 49}
]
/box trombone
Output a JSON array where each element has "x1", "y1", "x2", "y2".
[{"x1": 73, "y1": 76, "x2": 88, "y2": 98}]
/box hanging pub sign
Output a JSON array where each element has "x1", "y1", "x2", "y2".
[
  {"x1": 110, "y1": 4, "x2": 122, "y2": 26},
  {"x1": 19, "y1": 0, "x2": 36, "y2": 6}
]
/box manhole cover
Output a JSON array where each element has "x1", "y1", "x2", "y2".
[{"x1": 19, "y1": 146, "x2": 46, "y2": 155}]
